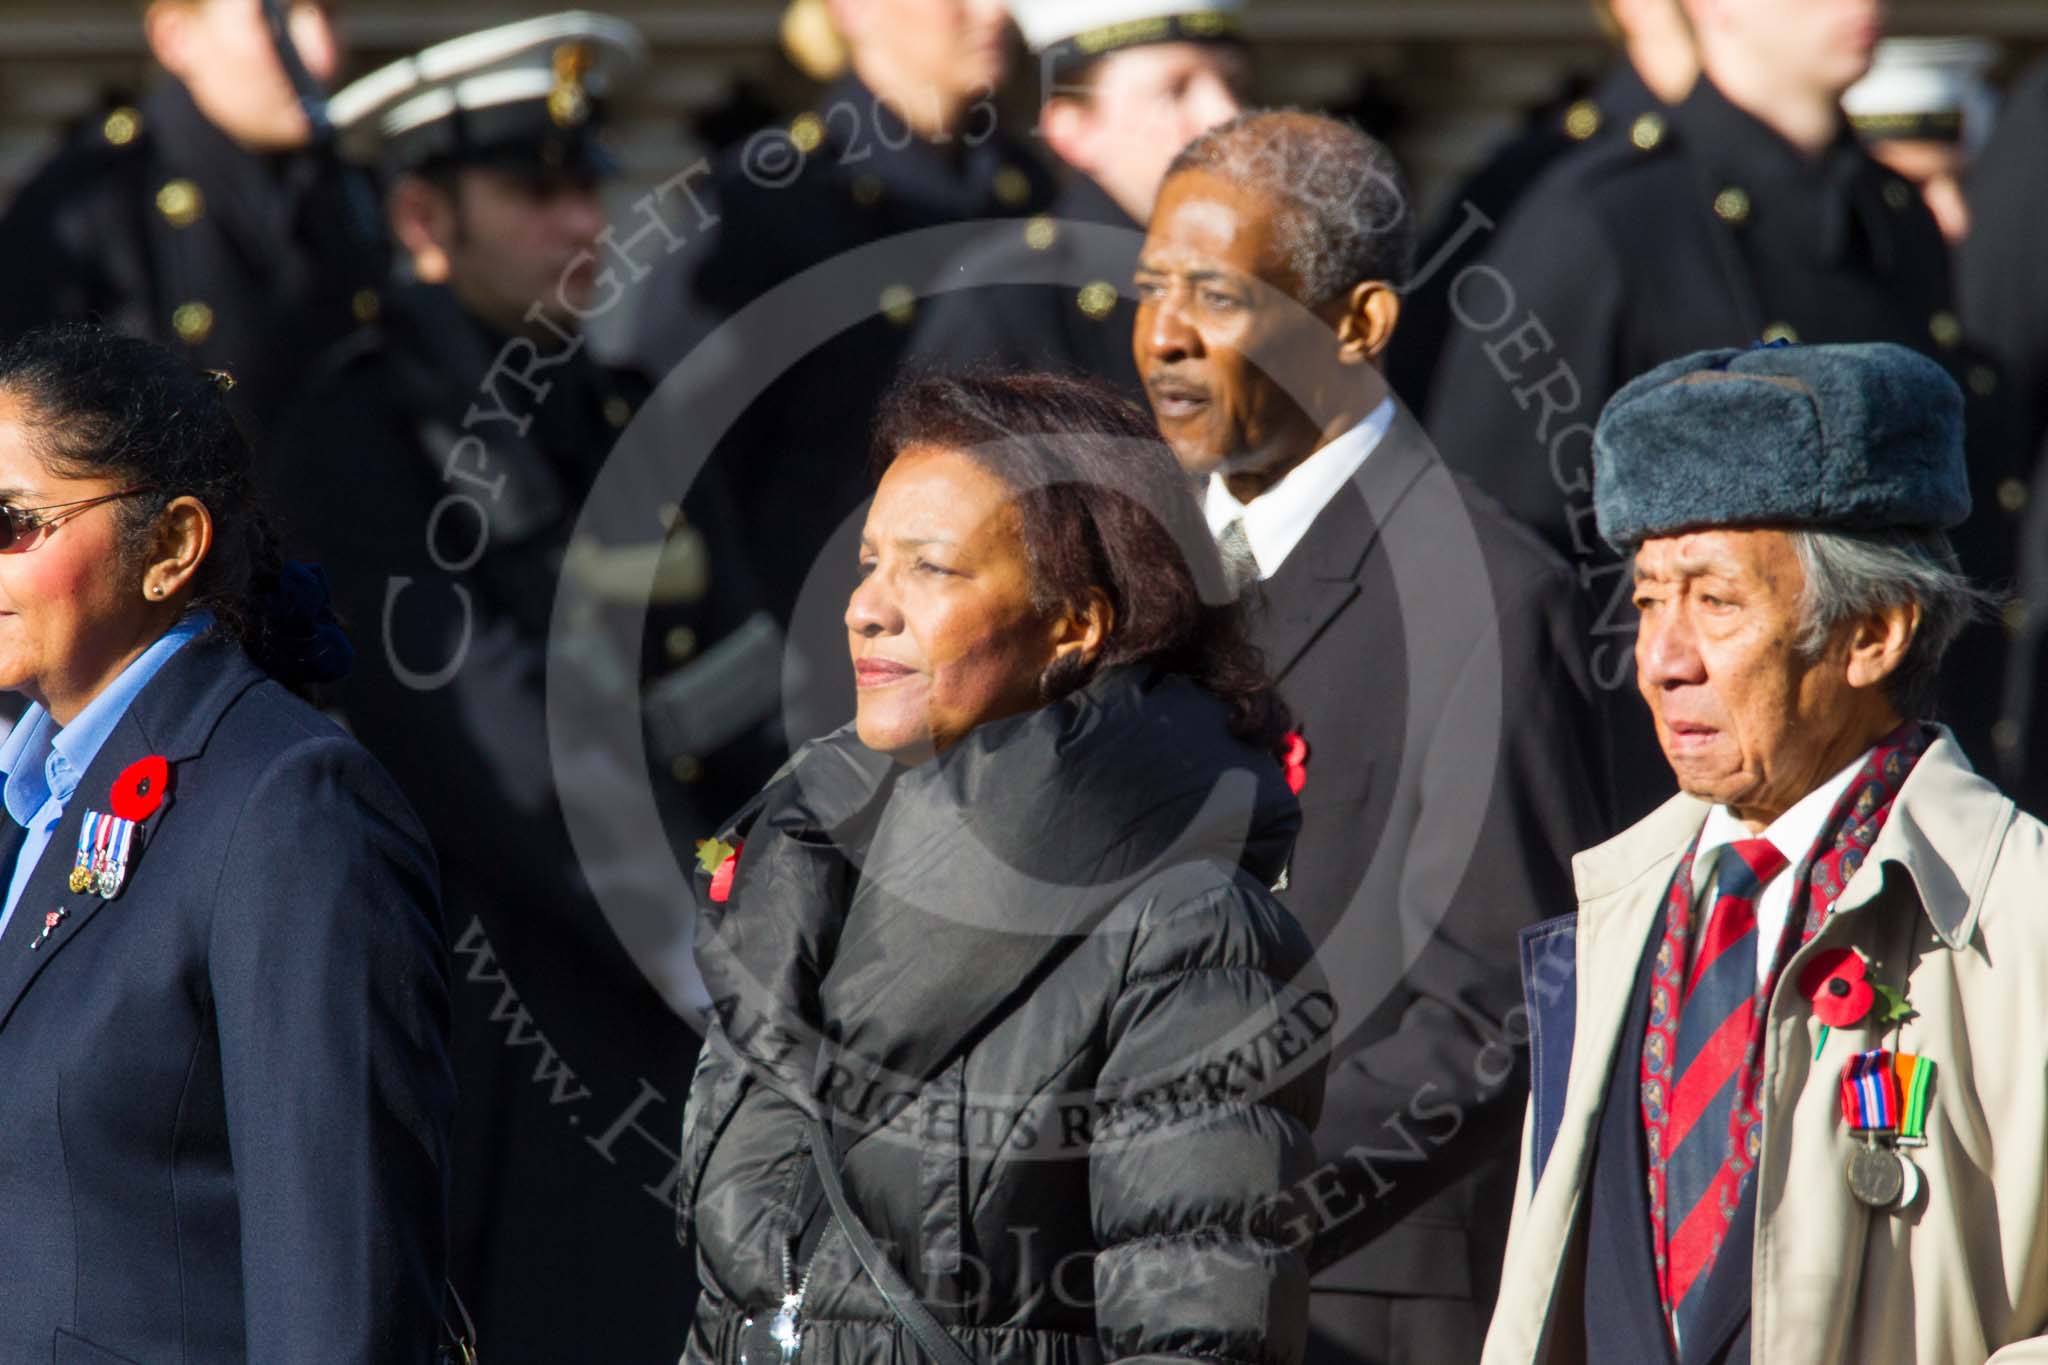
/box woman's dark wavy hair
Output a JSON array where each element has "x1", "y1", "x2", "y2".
[
  {"x1": 0, "y1": 325, "x2": 305, "y2": 690},
  {"x1": 873, "y1": 370, "x2": 1293, "y2": 754}
]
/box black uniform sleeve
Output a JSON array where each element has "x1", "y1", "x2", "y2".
[
  {"x1": 268, "y1": 370, "x2": 636, "y2": 924},
  {"x1": 1423, "y1": 178, "x2": 1629, "y2": 558}
]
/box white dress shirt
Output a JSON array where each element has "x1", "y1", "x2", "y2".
[
  {"x1": 1203, "y1": 398, "x2": 1397, "y2": 580},
  {"x1": 1689, "y1": 747, "x2": 1873, "y2": 988}
]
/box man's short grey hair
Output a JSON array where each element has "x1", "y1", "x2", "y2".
[
  {"x1": 1789, "y1": 527, "x2": 1997, "y2": 719},
  {"x1": 1165, "y1": 109, "x2": 1415, "y2": 308}
]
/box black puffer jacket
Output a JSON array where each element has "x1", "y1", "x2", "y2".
[{"x1": 680, "y1": 667, "x2": 1330, "y2": 1365}]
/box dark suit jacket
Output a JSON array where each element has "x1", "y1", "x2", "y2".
[
  {"x1": 0, "y1": 635, "x2": 452, "y2": 1364},
  {"x1": 1256, "y1": 413, "x2": 1611, "y2": 1345}
]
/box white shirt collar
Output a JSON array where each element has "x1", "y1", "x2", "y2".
[
  {"x1": 1692, "y1": 746, "x2": 1874, "y2": 895},
  {"x1": 1203, "y1": 398, "x2": 1396, "y2": 580}
]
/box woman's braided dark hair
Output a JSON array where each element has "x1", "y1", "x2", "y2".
[
  {"x1": 0, "y1": 324, "x2": 339, "y2": 693},
  {"x1": 873, "y1": 369, "x2": 1293, "y2": 755}
]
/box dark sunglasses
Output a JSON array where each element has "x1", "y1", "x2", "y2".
[{"x1": 0, "y1": 487, "x2": 155, "y2": 553}]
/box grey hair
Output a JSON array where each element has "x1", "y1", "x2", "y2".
[
  {"x1": 1788, "y1": 527, "x2": 1998, "y2": 719},
  {"x1": 1165, "y1": 109, "x2": 1415, "y2": 308}
]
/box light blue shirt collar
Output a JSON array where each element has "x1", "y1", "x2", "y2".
[{"x1": 0, "y1": 612, "x2": 214, "y2": 831}]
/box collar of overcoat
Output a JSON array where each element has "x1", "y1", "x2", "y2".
[
  {"x1": 1575, "y1": 729, "x2": 2014, "y2": 953},
  {"x1": 0, "y1": 635, "x2": 266, "y2": 1031}
]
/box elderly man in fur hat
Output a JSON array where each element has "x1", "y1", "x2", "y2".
[{"x1": 1485, "y1": 341, "x2": 2048, "y2": 1365}]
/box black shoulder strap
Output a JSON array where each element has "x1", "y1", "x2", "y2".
[{"x1": 806, "y1": 1115, "x2": 975, "y2": 1365}]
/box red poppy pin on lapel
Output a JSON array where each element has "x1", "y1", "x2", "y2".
[
  {"x1": 1800, "y1": 946, "x2": 1915, "y2": 1058},
  {"x1": 695, "y1": 838, "x2": 742, "y2": 904},
  {"x1": 111, "y1": 755, "x2": 169, "y2": 821},
  {"x1": 1281, "y1": 731, "x2": 1309, "y2": 795}
]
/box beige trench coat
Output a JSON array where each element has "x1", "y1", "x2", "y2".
[{"x1": 1484, "y1": 734, "x2": 2048, "y2": 1364}]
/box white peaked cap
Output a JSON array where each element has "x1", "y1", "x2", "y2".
[
  {"x1": 328, "y1": 11, "x2": 646, "y2": 164},
  {"x1": 1844, "y1": 37, "x2": 2000, "y2": 152},
  {"x1": 1008, "y1": 0, "x2": 1246, "y2": 58}
]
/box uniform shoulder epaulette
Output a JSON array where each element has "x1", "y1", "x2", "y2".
[
  {"x1": 59, "y1": 103, "x2": 152, "y2": 164},
  {"x1": 1553, "y1": 111, "x2": 1684, "y2": 198}
]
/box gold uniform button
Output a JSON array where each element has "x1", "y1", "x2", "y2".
[
  {"x1": 994, "y1": 165, "x2": 1032, "y2": 208},
  {"x1": 671, "y1": 755, "x2": 704, "y2": 783},
  {"x1": 1563, "y1": 100, "x2": 1602, "y2": 141},
  {"x1": 1630, "y1": 113, "x2": 1666, "y2": 151},
  {"x1": 102, "y1": 106, "x2": 141, "y2": 147},
  {"x1": 170, "y1": 301, "x2": 214, "y2": 345},
  {"x1": 1024, "y1": 216, "x2": 1058, "y2": 251},
  {"x1": 1969, "y1": 364, "x2": 1999, "y2": 397},
  {"x1": 789, "y1": 113, "x2": 825, "y2": 154},
  {"x1": 879, "y1": 284, "x2": 917, "y2": 326},
  {"x1": 1999, "y1": 478, "x2": 2029, "y2": 514},
  {"x1": 603, "y1": 395, "x2": 633, "y2": 428},
  {"x1": 1760, "y1": 322, "x2": 1799, "y2": 344},
  {"x1": 1994, "y1": 718, "x2": 2021, "y2": 753},
  {"x1": 155, "y1": 178, "x2": 204, "y2": 228},
  {"x1": 1077, "y1": 281, "x2": 1118, "y2": 320},
  {"x1": 1929, "y1": 311, "x2": 1962, "y2": 349},
  {"x1": 852, "y1": 173, "x2": 884, "y2": 207},
  {"x1": 666, "y1": 625, "x2": 698, "y2": 662},
  {"x1": 351, "y1": 288, "x2": 380, "y2": 324},
  {"x1": 1713, "y1": 187, "x2": 1751, "y2": 225},
  {"x1": 2003, "y1": 601, "x2": 2029, "y2": 636},
  {"x1": 1883, "y1": 179, "x2": 1913, "y2": 212}
]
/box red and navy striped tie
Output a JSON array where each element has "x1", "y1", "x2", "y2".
[{"x1": 1660, "y1": 836, "x2": 1788, "y2": 1335}]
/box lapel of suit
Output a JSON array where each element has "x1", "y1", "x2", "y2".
[
  {"x1": 0, "y1": 637, "x2": 264, "y2": 1031},
  {"x1": 1584, "y1": 922, "x2": 1680, "y2": 1365},
  {"x1": 1252, "y1": 411, "x2": 1438, "y2": 681}
]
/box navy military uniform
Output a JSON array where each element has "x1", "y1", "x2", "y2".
[
  {"x1": 1965, "y1": 57, "x2": 2048, "y2": 810},
  {"x1": 0, "y1": 632, "x2": 453, "y2": 1365},
  {"x1": 271, "y1": 16, "x2": 778, "y2": 1363},
  {"x1": 910, "y1": 173, "x2": 1146, "y2": 402},
  {"x1": 1425, "y1": 75, "x2": 2012, "y2": 824},
  {"x1": 0, "y1": 79, "x2": 376, "y2": 435},
  {"x1": 1386, "y1": 61, "x2": 1665, "y2": 415},
  {"x1": 629, "y1": 75, "x2": 1056, "y2": 629}
]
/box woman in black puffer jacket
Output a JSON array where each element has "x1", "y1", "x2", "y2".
[{"x1": 679, "y1": 373, "x2": 1329, "y2": 1365}]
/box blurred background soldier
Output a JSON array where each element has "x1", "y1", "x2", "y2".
[
  {"x1": 1424, "y1": 0, "x2": 2010, "y2": 825},
  {"x1": 1967, "y1": 55, "x2": 2048, "y2": 813},
  {"x1": 907, "y1": 0, "x2": 1251, "y2": 401},
  {"x1": 1387, "y1": 0, "x2": 1698, "y2": 415},
  {"x1": 1843, "y1": 37, "x2": 1999, "y2": 246},
  {"x1": 267, "y1": 16, "x2": 774, "y2": 1362},
  {"x1": 627, "y1": 0, "x2": 1054, "y2": 634},
  {"x1": 0, "y1": 0, "x2": 377, "y2": 435},
  {"x1": 1837, "y1": 35, "x2": 2028, "y2": 780}
]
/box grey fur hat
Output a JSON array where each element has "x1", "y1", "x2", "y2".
[{"x1": 1592, "y1": 341, "x2": 1969, "y2": 551}]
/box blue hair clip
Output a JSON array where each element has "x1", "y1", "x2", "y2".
[{"x1": 263, "y1": 561, "x2": 354, "y2": 685}]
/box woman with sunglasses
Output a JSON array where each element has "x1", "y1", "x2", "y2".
[{"x1": 0, "y1": 325, "x2": 454, "y2": 1364}]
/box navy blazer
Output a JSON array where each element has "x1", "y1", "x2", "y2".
[{"x1": 0, "y1": 635, "x2": 453, "y2": 1364}]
